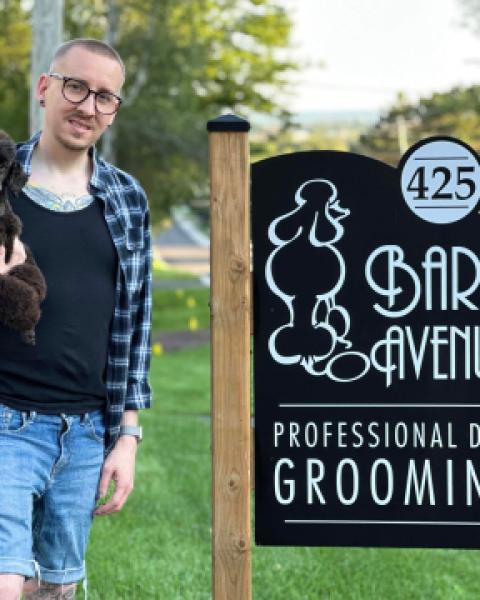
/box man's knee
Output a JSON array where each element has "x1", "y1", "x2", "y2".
[
  {"x1": 0, "y1": 573, "x2": 24, "y2": 600},
  {"x1": 23, "y1": 580, "x2": 77, "y2": 599},
  {"x1": 22, "y1": 577, "x2": 38, "y2": 594}
]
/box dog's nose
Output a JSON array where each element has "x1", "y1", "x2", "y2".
[{"x1": 329, "y1": 200, "x2": 350, "y2": 218}]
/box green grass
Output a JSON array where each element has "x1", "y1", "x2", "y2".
[
  {"x1": 152, "y1": 288, "x2": 210, "y2": 332},
  {"x1": 87, "y1": 346, "x2": 211, "y2": 599},
  {"x1": 86, "y1": 346, "x2": 480, "y2": 599},
  {"x1": 153, "y1": 266, "x2": 199, "y2": 281}
]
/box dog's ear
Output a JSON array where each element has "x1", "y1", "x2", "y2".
[
  {"x1": 0, "y1": 131, "x2": 20, "y2": 196},
  {"x1": 5, "y1": 161, "x2": 28, "y2": 196},
  {"x1": 0, "y1": 131, "x2": 16, "y2": 171}
]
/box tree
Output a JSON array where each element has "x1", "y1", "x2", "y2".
[
  {"x1": 63, "y1": 0, "x2": 295, "y2": 223},
  {"x1": 251, "y1": 122, "x2": 357, "y2": 163},
  {"x1": 0, "y1": 0, "x2": 31, "y2": 141},
  {"x1": 352, "y1": 87, "x2": 480, "y2": 165}
]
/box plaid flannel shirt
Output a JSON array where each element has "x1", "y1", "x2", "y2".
[{"x1": 16, "y1": 132, "x2": 152, "y2": 453}]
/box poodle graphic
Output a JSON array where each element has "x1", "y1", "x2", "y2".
[{"x1": 265, "y1": 178, "x2": 370, "y2": 382}]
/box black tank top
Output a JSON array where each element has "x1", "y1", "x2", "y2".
[{"x1": 0, "y1": 189, "x2": 117, "y2": 413}]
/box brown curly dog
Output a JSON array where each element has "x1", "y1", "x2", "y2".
[{"x1": 0, "y1": 130, "x2": 47, "y2": 345}]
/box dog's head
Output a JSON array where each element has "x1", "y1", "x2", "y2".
[{"x1": 0, "y1": 130, "x2": 28, "y2": 196}]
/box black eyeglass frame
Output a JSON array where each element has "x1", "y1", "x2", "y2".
[{"x1": 48, "y1": 72, "x2": 123, "y2": 115}]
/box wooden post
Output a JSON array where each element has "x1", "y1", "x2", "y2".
[{"x1": 208, "y1": 114, "x2": 252, "y2": 600}]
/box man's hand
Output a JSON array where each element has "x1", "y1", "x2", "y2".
[
  {"x1": 94, "y1": 435, "x2": 138, "y2": 516},
  {"x1": 0, "y1": 237, "x2": 26, "y2": 274}
]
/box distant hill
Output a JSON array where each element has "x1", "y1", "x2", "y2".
[
  {"x1": 251, "y1": 109, "x2": 379, "y2": 128},
  {"x1": 294, "y1": 110, "x2": 379, "y2": 126}
]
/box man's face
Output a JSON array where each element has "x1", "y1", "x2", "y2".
[{"x1": 37, "y1": 46, "x2": 124, "y2": 152}]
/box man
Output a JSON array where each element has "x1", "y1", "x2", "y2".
[{"x1": 0, "y1": 38, "x2": 152, "y2": 599}]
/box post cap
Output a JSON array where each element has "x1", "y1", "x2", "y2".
[{"x1": 207, "y1": 113, "x2": 251, "y2": 132}]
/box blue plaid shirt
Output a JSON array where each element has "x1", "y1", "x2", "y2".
[{"x1": 16, "y1": 132, "x2": 152, "y2": 453}]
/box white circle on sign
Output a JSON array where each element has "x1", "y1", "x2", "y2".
[{"x1": 399, "y1": 137, "x2": 480, "y2": 224}]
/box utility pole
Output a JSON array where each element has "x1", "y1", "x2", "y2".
[
  {"x1": 102, "y1": 0, "x2": 119, "y2": 163},
  {"x1": 396, "y1": 115, "x2": 409, "y2": 156},
  {"x1": 30, "y1": 0, "x2": 64, "y2": 136}
]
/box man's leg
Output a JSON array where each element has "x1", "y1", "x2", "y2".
[
  {"x1": 0, "y1": 405, "x2": 43, "y2": 593},
  {"x1": 23, "y1": 579, "x2": 76, "y2": 599},
  {"x1": 32, "y1": 412, "x2": 105, "y2": 594},
  {"x1": 0, "y1": 573, "x2": 24, "y2": 600}
]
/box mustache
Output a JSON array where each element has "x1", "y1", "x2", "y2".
[{"x1": 67, "y1": 114, "x2": 94, "y2": 123}]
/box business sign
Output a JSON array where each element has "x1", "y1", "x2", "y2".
[{"x1": 252, "y1": 137, "x2": 480, "y2": 548}]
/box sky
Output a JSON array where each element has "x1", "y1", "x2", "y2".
[{"x1": 278, "y1": 0, "x2": 480, "y2": 114}]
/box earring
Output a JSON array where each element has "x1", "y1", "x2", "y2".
[{"x1": 39, "y1": 99, "x2": 45, "y2": 107}]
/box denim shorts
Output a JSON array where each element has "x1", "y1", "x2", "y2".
[{"x1": 0, "y1": 404, "x2": 105, "y2": 584}]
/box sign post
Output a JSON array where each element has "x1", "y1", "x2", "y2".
[{"x1": 207, "y1": 114, "x2": 252, "y2": 599}]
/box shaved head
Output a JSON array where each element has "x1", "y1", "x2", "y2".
[{"x1": 50, "y1": 38, "x2": 125, "y2": 82}]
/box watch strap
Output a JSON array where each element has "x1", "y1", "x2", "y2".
[{"x1": 119, "y1": 425, "x2": 143, "y2": 443}]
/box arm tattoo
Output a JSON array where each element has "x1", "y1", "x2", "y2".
[{"x1": 23, "y1": 581, "x2": 76, "y2": 599}]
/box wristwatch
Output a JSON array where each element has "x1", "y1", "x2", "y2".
[{"x1": 119, "y1": 425, "x2": 143, "y2": 443}]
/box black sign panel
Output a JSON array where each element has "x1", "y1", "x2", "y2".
[{"x1": 252, "y1": 138, "x2": 480, "y2": 548}]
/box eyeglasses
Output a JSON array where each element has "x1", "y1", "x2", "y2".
[{"x1": 48, "y1": 72, "x2": 122, "y2": 115}]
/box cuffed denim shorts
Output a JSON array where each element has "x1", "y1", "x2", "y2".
[{"x1": 0, "y1": 404, "x2": 105, "y2": 584}]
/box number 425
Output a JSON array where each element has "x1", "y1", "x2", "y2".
[{"x1": 407, "y1": 166, "x2": 476, "y2": 200}]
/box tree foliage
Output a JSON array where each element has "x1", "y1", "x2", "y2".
[
  {"x1": 0, "y1": 0, "x2": 31, "y2": 141},
  {"x1": 251, "y1": 123, "x2": 359, "y2": 163},
  {"x1": 356, "y1": 0, "x2": 480, "y2": 165},
  {"x1": 352, "y1": 87, "x2": 480, "y2": 165},
  {"x1": 0, "y1": 0, "x2": 295, "y2": 223}
]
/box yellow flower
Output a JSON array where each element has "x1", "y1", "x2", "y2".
[
  {"x1": 152, "y1": 343, "x2": 163, "y2": 356},
  {"x1": 153, "y1": 258, "x2": 167, "y2": 272},
  {"x1": 188, "y1": 317, "x2": 199, "y2": 331},
  {"x1": 186, "y1": 296, "x2": 196, "y2": 308},
  {"x1": 175, "y1": 289, "x2": 185, "y2": 298}
]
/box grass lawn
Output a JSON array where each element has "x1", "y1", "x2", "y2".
[
  {"x1": 153, "y1": 268, "x2": 199, "y2": 282},
  {"x1": 87, "y1": 346, "x2": 211, "y2": 599},
  {"x1": 152, "y1": 288, "x2": 210, "y2": 332},
  {"x1": 152, "y1": 260, "x2": 200, "y2": 282},
  {"x1": 85, "y1": 345, "x2": 480, "y2": 599}
]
